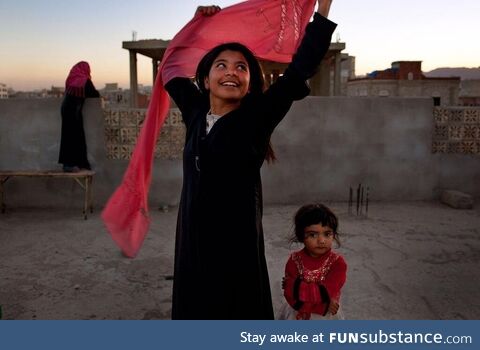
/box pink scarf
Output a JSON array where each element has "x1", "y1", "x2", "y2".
[
  {"x1": 102, "y1": 0, "x2": 317, "y2": 258},
  {"x1": 65, "y1": 61, "x2": 91, "y2": 97}
]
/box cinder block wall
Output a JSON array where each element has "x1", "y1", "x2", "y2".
[
  {"x1": 265, "y1": 97, "x2": 436, "y2": 202},
  {"x1": 0, "y1": 97, "x2": 478, "y2": 210}
]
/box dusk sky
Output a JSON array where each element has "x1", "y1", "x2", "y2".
[{"x1": 1, "y1": 0, "x2": 478, "y2": 91}]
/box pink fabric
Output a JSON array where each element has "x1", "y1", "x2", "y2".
[
  {"x1": 65, "y1": 61, "x2": 91, "y2": 97},
  {"x1": 102, "y1": 0, "x2": 317, "y2": 258}
]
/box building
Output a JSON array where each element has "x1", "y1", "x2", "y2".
[
  {"x1": 104, "y1": 83, "x2": 119, "y2": 91},
  {"x1": 47, "y1": 86, "x2": 65, "y2": 98},
  {"x1": 335, "y1": 54, "x2": 355, "y2": 95},
  {"x1": 101, "y1": 83, "x2": 128, "y2": 107},
  {"x1": 459, "y1": 79, "x2": 480, "y2": 106},
  {"x1": 100, "y1": 83, "x2": 151, "y2": 108},
  {"x1": 347, "y1": 61, "x2": 461, "y2": 106},
  {"x1": 0, "y1": 83, "x2": 9, "y2": 99}
]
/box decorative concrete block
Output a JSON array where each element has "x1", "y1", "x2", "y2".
[{"x1": 440, "y1": 190, "x2": 474, "y2": 209}]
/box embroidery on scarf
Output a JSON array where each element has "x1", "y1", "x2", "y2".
[
  {"x1": 293, "y1": 0, "x2": 301, "y2": 41},
  {"x1": 275, "y1": 0, "x2": 288, "y2": 53},
  {"x1": 256, "y1": 8, "x2": 274, "y2": 33},
  {"x1": 275, "y1": 0, "x2": 303, "y2": 53}
]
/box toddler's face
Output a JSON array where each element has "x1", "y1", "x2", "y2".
[{"x1": 303, "y1": 224, "x2": 334, "y2": 258}]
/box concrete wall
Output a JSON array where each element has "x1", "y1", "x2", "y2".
[
  {"x1": 263, "y1": 97, "x2": 479, "y2": 202},
  {"x1": 347, "y1": 80, "x2": 459, "y2": 106},
  {"x1": 0, "y1": 97, "x2": 478, "y2": 210},
  {"x1": 0, "y1": 98, "x2": 182, "y2": 210}
]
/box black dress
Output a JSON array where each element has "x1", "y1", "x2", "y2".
[
  {"x1": 165, "y1": 13, "x2": 337, "y2": 319},
  {"x1": 58, "y1": 79, "x2": 99, "y2": 170}
]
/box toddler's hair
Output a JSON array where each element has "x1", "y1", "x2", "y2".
[{"x1": 291, "y1": 203, "x2": 340, "y2": 246}]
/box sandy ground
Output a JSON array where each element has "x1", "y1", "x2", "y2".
[{"x1": 1, "y1": 200, "x2": 479, "y2": 320}]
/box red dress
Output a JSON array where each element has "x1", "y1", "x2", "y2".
[{"x1": 283, "y1": 249, "x2": 347, "y2": 320}]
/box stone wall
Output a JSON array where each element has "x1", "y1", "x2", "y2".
[{"x1": 0, "y1": 97, "x2": 479, "y2": 210}]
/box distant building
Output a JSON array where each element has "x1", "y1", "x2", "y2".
[
  {"x1": 9, "y1": 90, "x2": 44, "y2": 99},
  {"x1": 0, "y1": 83, "x2": 9, "y2": 99},
  {"x1": 101, "y1": 83, "x2": 151, "y2": 108},
  {"x1": 48, "y1": 86, "x2": 65, "y2": 98},
  {"x1": 8, "y1": 87, "x2": 66, "y2": 99},
  {"x1": 347, "y1": 61, "x2": 461, "y2": 106},
  {"x1": 104, "y1": 83, "x2": 119, "y2": 91},
  {"x1": 459, "y1": 79, "x2": 480, "y2": 106},
  {"x1": 333, "y1": 54, "x2": 355, "y2": 95},
  {"x1": 101, "y1": 83, "x2": 128, "y2": 107}
]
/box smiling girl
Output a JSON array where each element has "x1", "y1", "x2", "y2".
[{"x1": 164, "y1": 0, "x2": 337, "y2": 319}]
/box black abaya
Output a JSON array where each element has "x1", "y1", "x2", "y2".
[
  {"x1": 165, "y1": 13, "x2": 337, "y2": 319},
  {"x1": 58, "y1": 79, "x2": 99, "y2": 169}
]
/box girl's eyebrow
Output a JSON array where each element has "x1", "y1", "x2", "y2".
[
  {"x1": 213, "y1": 58, "x2": 248, "y2": 65},
  {"x1": 305, "y1": 230, "x2": 333, "y2": 234}
]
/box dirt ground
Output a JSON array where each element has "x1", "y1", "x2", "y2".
[{"x1": 1, "y1": 200, "x2": 479, "y2": 320}]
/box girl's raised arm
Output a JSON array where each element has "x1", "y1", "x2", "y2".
[{"x1": 317, "y1": 0, "x2": 333, "y2": 17}]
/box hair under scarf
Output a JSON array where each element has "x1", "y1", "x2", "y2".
[
  {"x1": 102, "y1": 0, "x2": 317, "y2": 258},
  {"x1": 65, "y1": 61, "x2": 91, "y2": 97}
]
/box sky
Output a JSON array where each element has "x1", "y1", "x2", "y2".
[{"x1": 1, "y1": 0, "x2": 479, "y2": 91}]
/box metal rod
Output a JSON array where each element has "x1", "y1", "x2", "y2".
[
  {"x1": 356, "y1": 184, "x2": 361, "y2": 216},
  {"x1": 366, "y1": 186, "x2": 369, "y2": 217},
  {"x1": 348, "y1": 187, "x2": 353, "y2": 215},
  {"x1": 360, "y1": 185, "x2": 364, "y2": 215}
]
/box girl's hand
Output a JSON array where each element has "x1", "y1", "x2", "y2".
[
  {"x1": 328, "y1": 300, "x2": 339, "y2": 315},
  {"x1": 317, "y1": 0, "x2": 333, "y2": 17},
  {"x1": 196, "y1": 5, "x2": 221, "y2": 16}
]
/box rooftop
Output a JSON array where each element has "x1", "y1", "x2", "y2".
[{"x1": 1, "y1": 201, "x2": 479, "y2": 319}]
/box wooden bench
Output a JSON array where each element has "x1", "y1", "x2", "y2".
[{"x1": 0, "y1": 170, "x2": 95, "y2": 219}]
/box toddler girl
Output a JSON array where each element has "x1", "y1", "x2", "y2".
[{"x1": 280, "y1": 203, "x2": 347, "y2": 320}]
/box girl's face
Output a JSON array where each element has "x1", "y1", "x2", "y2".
[
  {"x1": 303, "y1": 224, "x2": 334, "y2": 258},
  {"x1": 204, "y1": 50, "x2": 250, "y2": 104}
]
